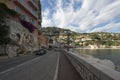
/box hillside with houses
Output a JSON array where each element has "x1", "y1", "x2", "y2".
[{"x1": 42, "y1": 27, "x2": 120, "y2": 49}]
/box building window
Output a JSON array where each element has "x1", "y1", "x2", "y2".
[
  {"x1": 32, "y1": 0, "x2": 35, "y2": 3},
  {"x1": 15, "y1": 7, "x2": 19, "y2": 13},
  {"x1": 22, "y1": 15, "x2": 27, "y2": 21},
  {"x1": 30, "y1": 18, "x2": 35, "y2": 25},
  {"x1": 32, "y1": 9, "x2": 37, "y2": 16},
  {"x1": 18, "y1": 0, "x2": 23, "y2": 3}
]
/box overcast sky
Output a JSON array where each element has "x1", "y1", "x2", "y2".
[{"x1": 41, "y1": 0, "x2": 120, "y2": 33}]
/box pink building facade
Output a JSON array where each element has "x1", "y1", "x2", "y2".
[{"x1": 8, "y1": 0, "x2": 40, "y2": 28}]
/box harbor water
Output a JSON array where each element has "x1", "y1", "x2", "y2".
[{"x1": 76, "y1": 49, "x2": 120, "y2": 66}]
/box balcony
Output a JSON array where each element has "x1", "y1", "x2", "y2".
[
  {"x1": 28, "y1": 0, "x2": 38, "y2": 10},
  {"x1": 14, "y1": 0, "x2": 38, "y2": 19}
]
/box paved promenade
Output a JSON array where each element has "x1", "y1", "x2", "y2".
[
  {"x1": 0, "y1": 50, "x2": 82, "y2": 80},
  {"x1": 57, "y1": 52, "x2": 82, "y2": 80}
]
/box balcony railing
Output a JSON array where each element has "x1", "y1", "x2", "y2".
[
  {"x1": 28, "y1": 0, "x2": 38, "y2": 10},
  {"x1": 14, "y1": 0, "x2": 38, "y2": 19}
]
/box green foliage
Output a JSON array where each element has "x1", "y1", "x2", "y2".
[
  {"x1": 42, "y1": 27, "x2": 120, "y2": 46},
  {"x1": 0, "y1": 20, "x2": 11, "y2": 45},
  {"x1": 0, "y1": 3, "x2": 19, "y2": 45},
  {"x1": 0, "y1": 3, "x2": 8, "y2": 18},
  {"x1": 0, "y1": 3, "x2": 19, "y2": 18}
]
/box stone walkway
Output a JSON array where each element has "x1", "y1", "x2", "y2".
[{"x1": 57, "y1": 52, "x2": 83, "y2": 80}]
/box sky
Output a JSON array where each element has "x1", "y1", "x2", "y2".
[{"x1": 41, "y1": 0, "x2": 120, "y2": 33}]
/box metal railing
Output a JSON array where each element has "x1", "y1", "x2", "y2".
[{"x1": 28, "y1": 0, "x2": 38, "y2": 9}]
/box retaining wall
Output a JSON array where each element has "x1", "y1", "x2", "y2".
[{"x1": 64, "y1": 50, "x2": 120, "y2": 80}]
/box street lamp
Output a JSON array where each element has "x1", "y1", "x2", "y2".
[
  {"x1": 53, "y1": 28, "x2": 60, "y2": 47},
  {"x1": 48, "y1": 32, "x2": 53, "y2": 43},
  {"x1": 66, "y1": 30, "x2": 71, "y2": 51}
]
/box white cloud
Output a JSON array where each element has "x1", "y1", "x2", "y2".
[
  {"x1": 42, "y1": 9, "x2": 52, "y2": 27},
  {"x1": 53, "y1": 0, "x2": 75, "y2": 28},
  {"x1": 91, "y1": 22, "x2": 120, "y2": 32},
  {"x1": 42, "y1": 0, "x2": 120, "y2": 33},
  {"x1": 94, "y1": 0, "x2": 120, "y2": 25},
  {"x1": 81, "y1": 0, "x2": 96, "y2": 11}
]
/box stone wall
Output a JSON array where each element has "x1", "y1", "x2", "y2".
[
  {"x1": 64, "y1": 50, "x2": 120, "y2": 80},
  {"x1": 2, "y1": 19, "x2": 40, "y2": 57}
]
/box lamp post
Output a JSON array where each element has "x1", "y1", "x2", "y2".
[
  {"x1": 66, "y1": 30, "x2": 71, "y2": 51},
  {"x1": 48, "y1": 32, "x2": 53, "y2": 44},
  {"x1": 53, "y1": 28, "x2": 60, "y2": 47},
  {"x1": 47, "y1": 32, "x2": 53, "y2": 50}
]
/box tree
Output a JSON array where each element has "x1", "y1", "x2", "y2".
[
  {"x1": 0, "y1": 24, "x2": 11, "y2": 45},
  {"x1": 0, "y1": 3, "x2": 19, "y2": 54}
]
